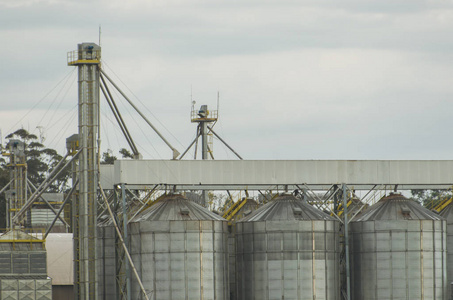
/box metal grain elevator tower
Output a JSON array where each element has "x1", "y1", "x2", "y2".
[
  {"x1": 4, "y1": 140, "x2": 27, "y2": 228},
  {"x1": 68, "y1": 42, "x2": 101, "y2": 299}
]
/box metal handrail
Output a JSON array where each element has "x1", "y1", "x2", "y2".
[
  {"x1": 191, "y1": 107, "x2": 218, "y2": 121},
  {"x1": 67, "y1": 50, "x2": 101, "y2": 65}
]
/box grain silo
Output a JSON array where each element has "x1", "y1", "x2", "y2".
[
  {"x1": 0, "y1": 229, "x2": 52, "y2": 300},
  {"x1": 235, "y1": 193, "x2": 340, "y2": 300},
  {"x1": 350, "y1": 193, "x2": 447, "y2": 300},
  {"x1": 128, "y1": 193, "x2": 229, "y2": 300}
]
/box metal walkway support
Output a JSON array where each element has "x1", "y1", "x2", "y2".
[
  {"x1": 109, "y1": 159, "x2": 453, "y2": 190},
  {"x1": 102, "y1": 159, "x2": 453, "y2": 300},
  {"x1": 68, "y1": 43, "x2": 101, "y2": 300}
]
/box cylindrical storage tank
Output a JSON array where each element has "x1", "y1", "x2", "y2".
[
  {"x1": 440, "y1": 203, "x2": 453, "y2": 299},
  {"x1": 235, "y1": 193, "x2": 340, "y2": 300},
  {"x1": 129, "y1": 193, "x2": 229, "y2": 300},
  {"x1": 350, "y1": 193, "x2": 447, "y2": 300}
]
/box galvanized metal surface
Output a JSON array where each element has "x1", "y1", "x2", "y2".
[
  {"x1": 31, "y1": 209, "x2": 64, "y2": 228},
  {"x1": 0, "y1": 252, "x2": 47, "y2": 277},
  {"x1": 130, "y1": 194, "x2": 226, "y2": 222},
  {"x1": 97, "y1": 225, "x2": 117, "y2": 300},
  {"x1": 228, "y1": 231, "x2": 236, "y2": 300},
  {"x1": 98, "y1": 185, "x2": 151, "y2": 300},
  {"x1": 0, "y1": 230, "x2": 47, "y2": 278},
  {"x1": 227, "y1": 199, "x2": 260, "y2": 300},
  {"x1": 6, "y1": 140, "x2": 28, "y2": 228},
  {"x1": 0, "y1": 278, "x2": 52, "y2": 300},
  {"x1": 99, "y1": 194, "x2": 230, "y2": 300},
  {"x1": 440, "y1": 204, "x2": 453, "y2": 300},
  {"x1": 97, "y1": 201, "x2": 119, "y2": 300},
  {"x1": 131, "y1": 195, "x2": 228, "y2": 300},
  {"x1": 33, "y1": 193, "x2": 65, "y2": 232},
  {"x1": 235, "y1": 194, "x2": 340, "y2": 300},
  {"x1": 354, "y1": 194, "x2": 444, "y2": 222},
  {"x1": 350, "y1": 194, "x2": 447, "y2": 300},
  {"x1": 72, "y1": 42, "x2": 101, "y2": 300},
  {"x1": 109, "y1": 160, "x2": 453, "y2": 189}
]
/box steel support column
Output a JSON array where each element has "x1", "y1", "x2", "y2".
[
  {"x1": 342, "y1": 184, "x2": 351, "y2": 300},
  {"x1": 121, "y1": 184, "x2": 131, "y2": 300}
]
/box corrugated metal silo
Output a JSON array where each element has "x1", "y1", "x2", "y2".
[
  {"x1": 0, "y1": 230, "x2": 52, "y2": 300},
  {"x1": 350, "y1": 193, "x2": 447, "y2": 300},
  {"x1": 129, "y1": 193, "x2": 229, "y2": 300},
  {"x1": 440, "y1": 203, "x2": 453, "y2": 299},
  {"x1": 235, "y1": 193, "x2": 340, "y2": 300}
]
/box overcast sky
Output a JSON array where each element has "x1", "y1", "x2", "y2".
[{"x1": 1, "y1": 0, "x2": 453, "y2": 160}]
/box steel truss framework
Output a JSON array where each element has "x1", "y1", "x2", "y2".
[
  {"x1": 100, "y1": 160, "x2": 453, "y2": 300},
  {"x1": 65, "y1": 40, "x2": 453, "y2": 299}
]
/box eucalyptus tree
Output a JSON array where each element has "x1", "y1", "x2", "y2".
[{"x1": 4, "y1": 129, "x2": 71, "y2": 193}]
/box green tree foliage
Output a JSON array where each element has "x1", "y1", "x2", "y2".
[
  {"x1": 0, "y1": 132, "x2": 134, "y2": 227},
  {"x1": 119, "y1": 148, "x2": 133, "y2": 159},
  {"x1": 207, "y1": 191, "x2": 230, "y2": 211},
  {"x1": 100, "y1": 148, "x2": 134, "y2": 165},
  {"x1": 101, "y1": 150, "x2": 117, "y2": 165},
  {"x1": 0, "y1": 129, "x2": 73, "y2": 228},
  {"x1": 3, "y1": 129, "x2": 72, "y2": 192},
  {"x1": 411, "y1": 189, "x2": 452, "y2": 209}
]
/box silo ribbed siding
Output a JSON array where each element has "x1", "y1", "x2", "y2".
[
  {"x1": 350, "y1": 194, "x2": 447, "y2": 300},
  {"x1": 127, "y1": 194, "x2": 229, "y2": 300},
  {"x1": 440, "y1": 204, "x2": 453, "y2": 299},
  {"x1": 0, "y1": 230, "x2": 52, "y2": 300},
  {"x1": 235, "y1": 194, "x2": 340, "y2": 300},
  {"x1": 97, "y1": 226, "x2": 117, "y2": 300}
]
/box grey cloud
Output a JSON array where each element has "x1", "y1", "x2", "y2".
[
  {"x1": 3, "y1": 1, "x2": 453, "y2": 58},
  {"x1": 2, "y1": 0, "x2": 453, "y2": 159}
]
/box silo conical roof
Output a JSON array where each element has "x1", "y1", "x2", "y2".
[
  {"x1": 354, "y1": 193, "x2": 443, "y2": 221},
  {"x1": 131, "y1": 193, "x2": 226, "y2": 222},
  {"x1": 238, "y1": 198, "x2": 258, "y2": 213},
  {"x1": 238, "y1": 193, "x2": 335, "y2": 222},
  {"x1": 440, "y1": 202, "x2": 453, "y2": 219}
]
